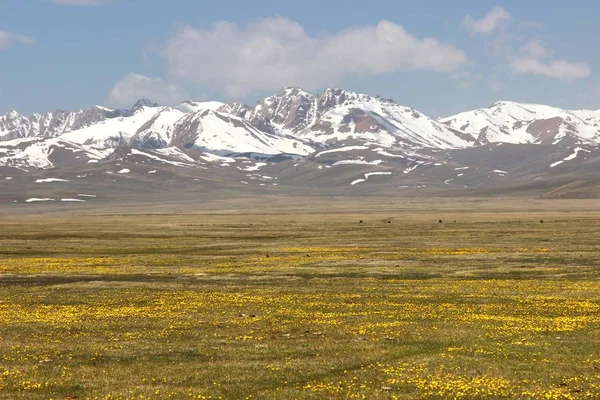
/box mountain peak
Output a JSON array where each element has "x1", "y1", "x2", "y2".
[
  {"x1": 131, "y1": 99, "x2": 159, "y2": 111},
  {"x1": 92, "y1": 105, "x2": 113, "y2": 112},
  {"x1": 175, "y1": 100, "x2": 225, "y2": 113},
  {"x1": 318, "y1": 87, "x2": 392, "y2": 104},
  {"x1": 4, "y1": 110, "x2": 21, "y2": 118},
  {"x1": 320, "y1": 87, "x2": 351, "y2": 97},
  {"x1": 489, "y1": 100, "x2": 509, "y2": 108},
  {"x1": 272, "y1": 86, "x2": 313, "y2": 99}
]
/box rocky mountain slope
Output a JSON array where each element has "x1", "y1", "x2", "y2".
[
  {"x1": 220, "y1": 87, "x2": 474, "y2": 149},
  {"x1": 0, "y1": 106, "x2": 123, "y2": 141},
  {"x1": 169, "y1": 109, "x2": 313, "y2": 156},
  {"x1": 2, "y1": 88, "x2": 600, "y2": 202},
  {"x1": 440, "y1": 101, "x2": 600, "y2": 145}
]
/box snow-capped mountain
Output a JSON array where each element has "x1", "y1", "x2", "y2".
[
  {"x1": 440, "y1": 101, "x2": 600, "y2": 145},
  {"x1": 219, "y1": 87, "x2": 316, "y2": 134},
  {"x1": 58, "y1": 104, "x2": 169, "y2": 149},
  {"x1": 221, "y1": 87, "x2": 474, "y2": 149},
  {"x1": 0, "y1": 137, "x2": 111, "y2": 169},
  {"x1": 129, "y1": 107, "x2": 186, "y2": 149},
  {"x1": 169, "y1": 109, "x2": 313, "y2": 156},
  {"x1": 0, "y1": 106, "x2": 123, "y2": 141},
  {"x1": 3, "y1": 88, "x2": 600, "y2": 200},
  {"x1": 175, "y1": 101, "x2": 225, "y2": 113}
]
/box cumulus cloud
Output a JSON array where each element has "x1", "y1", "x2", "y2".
[
  {"x1": 50, "y1": 0, "x2": 112, "y2": 4},
  {"x1": 520, "y1": 39, "x2": 548, "y2": 59},
  {"x1": 107, "y1": 73, "x2": 189, "y2": 108},
  {"x1": 463, "y1": 7, "x2": 511, "y2": 35},
  {"x1": 463, "y1": 7, "x2": 591, "y2": 83},
  {"x1": 511, "y1": 36, "x2": 590, "y2": 81},
  {"x1": 0, "y1": 30, "x2": 34, "y2": 50},
  {"x1": 163, "y1": 17, "x2": 467, "y2": 96},
  {"x1": 511, "y1": 59, "x2": 591, "y2": 81}
]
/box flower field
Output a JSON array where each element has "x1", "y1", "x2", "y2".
[{"x1": 0, "y1": 209, "x2": 599, "y2": 399}]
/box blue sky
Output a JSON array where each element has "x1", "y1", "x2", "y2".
[{"x1": 1, "y1": 0, "x2": 598, "y2": 117}]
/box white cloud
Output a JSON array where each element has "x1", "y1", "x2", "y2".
[
  {"x1": 463, "y1": 7, "x2": 511, "y2": 35},
  {"x1": 107, "y1": 73, "x2": 189, "y2": 108},
  {"x1": 463, "y1": 8, "x2": 591, "y2": 83},
  {"x1": 510, "y1": 34, "x2": 590, "y2": 82},
  {"x1": 511, "y1": 59, "x2": 591, "y2": 81},
  {"x1": 0, "y1": 30, "x2": 34, "y2": 50},
  {"x1": 520, "y1": 39, "x2": 548, "y2": 59},
  {"x1": 50, "y1": 0, "x2": 112, "y2": 5},
  {"x1": 163, "y1": 17, "x2": 467, "y2": 97}
]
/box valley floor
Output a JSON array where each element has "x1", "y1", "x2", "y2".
[{"x1": 1, "y1": 198, "x2": 599, "y2": 399}]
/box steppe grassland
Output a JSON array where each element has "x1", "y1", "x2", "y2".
[{"x1": 0, "y1": 200, "x2": 600, "y2": 399}]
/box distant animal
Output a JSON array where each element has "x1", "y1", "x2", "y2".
[
  {"x1": 540, "y1": 220, "x2": 544, "y2": 224},
  {"x1": 266, "y1": 254, "x2": 270, "y2": 258},
  {"x1": 388, "y1": 220, "x2": 391, "y2": 224},
  {"x1": 359, "y1": 220, "x2": 363, "y2": 224},
  {"x1": 438, "y1": 220, "x2": 443, "y2": 224}
]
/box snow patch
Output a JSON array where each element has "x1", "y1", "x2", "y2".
[
  {"x1": 550, "y1": 147, "x2": 591, "y2": 168},
  {"x1": 243, "y1": 162, "x2": 267, "y2": 171},
  {"x1": 35, "y1": 178, "x2": 69, "y2": 183},
  {"x1": 132, "y1": 148, "x2": 196, "y2": 168},
  {"x1": 403, "y1": 165, "x2": 419, "y2": 174},
  {"x1": 375, "y1": 149, "x2": 405, "y2": 158},
  {"x1": 351, "y1": 171, "x2": 392, "y2": 185},
  {"x1": 564, "y1": 147, "x2": 590, "y2": 161},
  {"x1": 26, "y1": 198, "x2": 55, "y2": 203},
  {"x1": 332, "y1": 159, "x2": 383, "y2": 166},
  {"x1": 200, "y1": 153, "x2": 236, "y2": 164},
  {"x1": 365, "y1": 172, "x2": 392, "y2": 179},
  {"x1": 316, "y1": 146, "x2": 369, "y2": 157}
]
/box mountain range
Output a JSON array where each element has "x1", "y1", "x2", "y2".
[{"x1": 2, "y1": 87, "x2": 600, "y2": 204}]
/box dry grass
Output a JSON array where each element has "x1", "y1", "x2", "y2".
[{"x1": 0, "y1": 199, "x2": 599, "y2": 399}]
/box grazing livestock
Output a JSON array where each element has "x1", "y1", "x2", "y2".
[{"x1": 438, "y1": 220, "x2": 443, "y2": 224}]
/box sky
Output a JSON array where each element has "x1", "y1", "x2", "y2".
[{"x1": 1, "y1": 0, "x2": 599, "y2": 118}]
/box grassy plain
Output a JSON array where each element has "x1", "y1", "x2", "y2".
[{"x1": 0, "y1": 198, "x2": 600, "y2": 399}]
